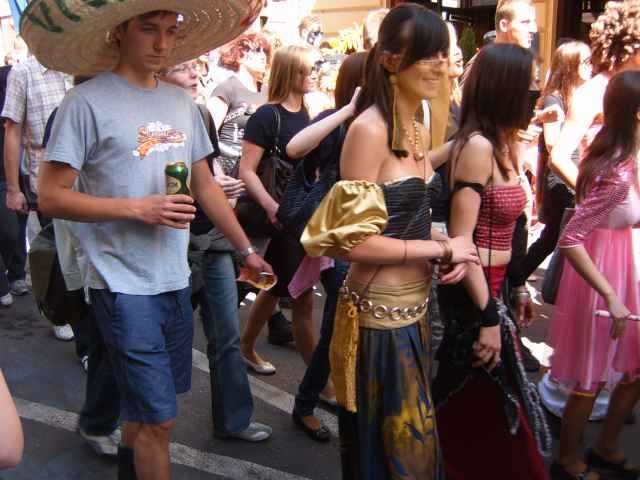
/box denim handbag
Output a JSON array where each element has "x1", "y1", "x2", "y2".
[
  {"x1": 276, "y1": 124, "x2": 344, "y2": 239},
  {"x1": 541, "y1": 207, "x2": 575, "y2": 304}
]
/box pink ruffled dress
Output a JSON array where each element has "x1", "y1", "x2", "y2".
[{"x1": 550, "y1": 162, "x2": 640, "y2": 392}]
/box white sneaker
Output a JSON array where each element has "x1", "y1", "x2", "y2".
[
  {"x1": 77, "y1": 426, "x2": 121, "y2": 456},
  {"x1": 215, "y1": 422, "x2": 272, "y2": 442},
  {"x1": 9, "y1": 279, "x2": 29, "y2": 296},
  {"x1": 80, "y1": 355, "x2": 89, "y2": 373},
  {"x1": 0, "y1": 293, "x2": 13, "y2": 307},
  {"x1": 53, "y1": 324, "x2": 74, "y2": 341}
]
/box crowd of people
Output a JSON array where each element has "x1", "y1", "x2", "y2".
[{"x1": 1, "y1": 0, "x2": 639, "y2": 479}]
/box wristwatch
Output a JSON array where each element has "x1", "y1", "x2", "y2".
[{"x1": 238, "y1": 245, "x2": 257, "y2": 258}]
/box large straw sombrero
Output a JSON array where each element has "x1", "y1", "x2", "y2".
[{"x1": 20, "y1": 0, "x2": 264, "y2": 76}]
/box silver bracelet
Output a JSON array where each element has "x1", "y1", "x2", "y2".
[{"x1": 238, "y1": 245, "x2": 257, "y2": 258}]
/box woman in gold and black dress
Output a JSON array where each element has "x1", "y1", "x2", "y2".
[{"x1": 301, "y1": 4, "x2": 478, "y2": 478}]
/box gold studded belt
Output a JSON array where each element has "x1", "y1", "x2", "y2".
[{"x1": 339, "y1": 277, "x2": 431, "y2": 330}]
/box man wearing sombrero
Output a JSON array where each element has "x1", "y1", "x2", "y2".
[{"x1": 21, "y1": 1, "x2": 266, "y2": 479}]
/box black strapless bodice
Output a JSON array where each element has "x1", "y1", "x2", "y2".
[{"x1": 380, "y1": 176, "x2": 435, "y2": 241}]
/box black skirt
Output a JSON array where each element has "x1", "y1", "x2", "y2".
[{"x1": 264, "y1": 231, "x2": 307, "y2": 298}]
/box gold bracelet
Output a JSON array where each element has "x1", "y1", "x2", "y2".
[{"x1": 437, "y1": 240, "x2": 452, "y2": 264}]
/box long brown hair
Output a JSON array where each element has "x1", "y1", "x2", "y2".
[
  {"x1": 334, "y1": 52, "x2": 367, "y2": 110},
  {"x1": 536, "y1": 41, "x2": 590, "y2": 113},
  {"x1": 576, "y1": 71, "x2": 640, "y2": 203},
  {"x1": 535, "y1": 41, "x2": 589, "y2": 205},
  {"x1": 355, "y1": 3, "x2": 449, "y2": 158},
  {"x1": 451, "y1": 43, "x2": 533, "y2": 185},
  {"x1": 267, "y1": 46, "x2": 312, "y2": 105}
]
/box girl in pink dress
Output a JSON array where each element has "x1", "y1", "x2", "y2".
[{"x1": 550, "y1": 71, "x2": 640, "y2": 480}]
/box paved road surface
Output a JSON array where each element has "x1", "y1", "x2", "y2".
[{"x1": 0, "y1": 273, "x2": 638, "y2": 479}]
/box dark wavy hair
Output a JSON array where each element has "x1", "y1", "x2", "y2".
[
  {"x1": 355, "y1": 3, "x2": 449, "y2": 157},
  {"x1": 576, "y1": 71, "x2": 640, "y2": 203},
  {"x1": 452, "y1": 43, "x2": 533, "y2": 183}
]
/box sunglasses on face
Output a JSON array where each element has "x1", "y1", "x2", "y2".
[
  {"x1": 415, "y1": 53, "x2": 449, "y2": 68},
  {"x1": 301, "y1": 61, "x2": 323, "y2": 76}
]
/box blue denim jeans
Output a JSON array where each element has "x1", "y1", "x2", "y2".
[
  {"x1": 198, "y1": 251, "x2": 253, "y2": 434},
  {"x1": 79, "y1": 299, "x2": 121, "y2": 436},
  {"x1": 0, "y1": 180, "x2": 27, "y2": 295},
  {"x1": 294, "y1": 260, "x2": 349, "y2": 417}
]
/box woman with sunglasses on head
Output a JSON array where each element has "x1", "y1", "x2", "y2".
[
  {"x1": 549, "y1": 71, "x2": 640, "y2": 480},
  {"x1": 239, "y1": 46, "x2": 318, "y2": 375},
  {"x1": 209, "y1": 33, "x2": 272, "y2": 176},
  {"x1": 302, "y1": 5, "x2": 478, "y2": 478},
  {"x1": 431, "y1": 43, "x2": 550, "y2": 480}
]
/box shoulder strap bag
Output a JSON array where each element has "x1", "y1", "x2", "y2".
[{"x1": 234, "y1": 105, "x2": 293, "y2": 238}]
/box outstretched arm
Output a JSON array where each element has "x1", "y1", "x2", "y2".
[
  {"x1": 338, "y1": 118, "x2": 477, "y2": 266},
  {"x1": 550, "y1": 86, "x2": 599, "y2": 189},
  {"x1": 287, "y1": 87, "x2": 360, "y2": 160}
]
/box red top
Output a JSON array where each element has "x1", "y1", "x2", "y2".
[{"x1": 474, "y1": 185, "x2": 527, "y2": 251}]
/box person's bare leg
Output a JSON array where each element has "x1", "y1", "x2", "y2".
[
  {"x1": 594, "y1": 379, "x2": 640, "y2": 463},
  {"x1": 122, "y1": 421, "x2": 142, "y2": 447},
  {"x1": 291, "y1": 289, "x2": 316, "y2": 366},
  {"x1": 558, "y1": 391, "x2": 600, "y2": 478},
  {"x1": 240, "y1": 290, "x2": 278, "y2": 364},
  {"x1": 133, "y1": 420, "x2": 174, "y2": 480}
]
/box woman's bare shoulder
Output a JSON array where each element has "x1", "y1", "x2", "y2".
[
  {"x1": 341, "y1": 107, "x2": 388, "y2": 181},
  {"x1": 453, "y1": 134, "x2": 494, "y2": 183}
]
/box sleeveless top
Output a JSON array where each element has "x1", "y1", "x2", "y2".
[
  {"x1": 475, "y1": 185, "x2": 527, "y2": 250},
  {"x1": 453, "y1": 180, "x2": 527, "y2": 251},
  {"x1": 381, "y1": 176, "x2": 435, "y2": 241}
]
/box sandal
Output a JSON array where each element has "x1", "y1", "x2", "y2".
[
  {"x1": 586, "y1": 449, "x2": 640, "y2": 480},
  {"x1": 550, "y1": 461, "x2": 600, "y2": 480}
]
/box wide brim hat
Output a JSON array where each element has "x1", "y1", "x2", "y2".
[{"x1": 20, "y1": 0, "x2": 264, "y2": 76}]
